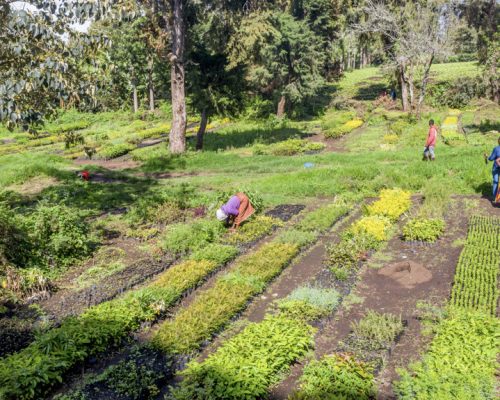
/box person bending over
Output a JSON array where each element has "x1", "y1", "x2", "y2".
[{"x1": 216, "y1": 192, "x2": 255, "y2": 230}]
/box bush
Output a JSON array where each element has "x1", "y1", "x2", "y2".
[
  {"x1": 0, "y1": 204, "x2": 32, "y2": 268},
  {"x1": 29, "y1": 203, "x2": 91, "y2": 268},
  {"x1": 351, "y1": 311, "x2": 404, "y2": 351},
  {"x1": 349, "y1": 215, "x2": 392, "y2": 242},
  {"x1": 161, "y1": 219, "x2": 225, "y2": 255},
  {"x1": 171, "y1": 316, "x2": 315, "y2": 400},
  {"x1": 365, "y1": 189, "x2": 411, "y2": 221},
  {"x1": 403, "y1": 218, "x2": 445, "y2": 242},
  {"x1": 383, "y1": 134, "x2": 399, "y2": 144},
  {"x1": 428, "y1": 77, "x2": 485, "y2": 108},
  {"x1": 291, "y1": 354, "x2": 376, "y2": 400},
  {"x1": 278, "y1": 286, "x2": 339, "y2": 321}
]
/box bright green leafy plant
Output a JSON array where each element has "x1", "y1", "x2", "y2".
[{"x1": 403, "y1": 218, "x2": 445, "y2": 242}]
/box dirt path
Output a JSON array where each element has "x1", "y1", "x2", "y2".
[{"x1": 270, "y1": 196, "x2": 497, "y2": 399}]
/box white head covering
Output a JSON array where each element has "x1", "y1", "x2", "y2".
[{"x1": 216, "y1": 208, "x2": 228, "y2": 221}]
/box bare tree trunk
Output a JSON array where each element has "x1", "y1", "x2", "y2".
[
  {"x1": 169, "y1": 0, "x2": 187, "y2": 154},
  {"x1": 132, "y1": 81, "x2": 139, "y2": 113},
  {"x1": 416, "y1": 54, "x2": 434, "y2": 118},
  {"x1": 398, "y1": 64, "x2": 410, "y2": 112},
  {"x1": 195, "y1": 108, "x2": 208, "y2": 150},
  {"x1": 148, "y1": 57, "x2": 155, "y2": 112},
  {"x1": 408, "y1": 64, "x2": 415, "y2": 113},
  {"x1": 277, "y1": 95, "x2": 286, "y2": 118}
]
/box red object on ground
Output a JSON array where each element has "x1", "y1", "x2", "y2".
[{"x1": 81, "y1": 170, "x2": 90, "y2": 181}]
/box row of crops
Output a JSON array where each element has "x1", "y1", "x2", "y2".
[{"x1": 396, "y1": 214, "x2": 500, "y2": 399}]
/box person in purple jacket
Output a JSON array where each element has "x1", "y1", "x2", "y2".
[
  {"x1": 216, "y1": 192, "x2": 255, "y2": 230},
  {"x1": 484, "y1": 136, "x2": 500, "y2": 202}
]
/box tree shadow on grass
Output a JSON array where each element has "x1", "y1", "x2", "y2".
[
  {"x1": 354, "y1": 83, "x2": 388, "y2": 101},
  {"x1": 465, "y1": 120, "x2": 500, "y2": 134},
  {"x1": 198, "y1": 126, "x2": 307, "y2": 152}
]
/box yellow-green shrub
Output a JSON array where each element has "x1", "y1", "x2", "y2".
[
  {"x1": 350, "y1": 215, "x2": 392, "y2": 242},
  {"x1": 383, "y1": 134, "x2": 399, "y2": 144},
  {"x1": 324, "y1": 119, "x2": 363, "y2": 139},
  {"x1": 365, "y1": 189, "x2": 411, "y2": 221}
]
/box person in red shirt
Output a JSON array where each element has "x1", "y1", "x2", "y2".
[{"x1": 423, "y1": 119, "x2": 438, "y2": 161}]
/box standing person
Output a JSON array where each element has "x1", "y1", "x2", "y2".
[
  {"x1": 423, "y1": 119, "x2": 438, "y2": 161},
  {"x1": 484, "y1": 137, "x2": 500, "y2": 202},
  {"x1": 216, "y1": 192, "x2": 255, "y2": 230},
  {"x1": 390, "y1": 88, "x2": 397, "y2": 101}
]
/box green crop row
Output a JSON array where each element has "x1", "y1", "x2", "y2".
[
  {"x1": 153, "y1": 202, "x2": 349, "y2": 354},
  {"x1": 395, "y1": 308, "x2": 498, "y2": 400},
  {"x1": 0, "y1": 246, "x2": 238, "y2": 400},
  {"x1": 97, "y1": 143, "x2": 136, "y2": 160},
  {"x1": 253, "y1": 138, "x2": 325, "y2": 156},
  {"x1": 449, "y1": 216, "x2": 500, "y2": 315},
  {"x1": 170, "y1": 315, "x2": 315, "y2": 400}
]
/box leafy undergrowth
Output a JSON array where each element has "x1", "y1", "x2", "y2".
[
  {"x1": 152, "y1": 201, "x2": 349, "y2": 354},
  {"x1": 395, "y1": 309, "x2": 498, "y2": 400},
  {"x1": 290, "y1": 354, "x2": 376, "y2": 400},
  {"x1": 324, "y1": 119, "x2": 364, "y2": 139},
  {"x1": 402, "y1": 218, "x2": 445, "y2": 242},
  {"x1": 253, "y1": 138, "x2": 325, "y2": 156},
  {"x1": 0, "y1": 253, "x2": 236, "y2": 400},
  {"x1": 277, "y1": 286, "x2": 340, "y2": 322},
  {"x1": 170, "y1": 316, "x2": 315, "y2": 400},
  {"x1": 395, "y1": 215, "x2": 500, "y2": 399}
]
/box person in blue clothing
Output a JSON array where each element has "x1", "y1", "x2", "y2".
[{"x1": 484, "y1": 136, "x2": 500, "y2": 202}]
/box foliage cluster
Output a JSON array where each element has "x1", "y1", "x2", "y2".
[
  {"x1": 365, "y1": 189, "x2": 411, "y2": 221},
  {"x1": 350, "y1": 311, "x2": 404, "y2": 351},
  {"x1": 296, "y1": 201, "x2": 349, "y2": 233},
  {"x1": 324, "y1": 119, "x2": 364, "y2": 139},
  {"x1": 171, "y1": 316, "x2": 315, "y2": 400},
  {"x1": 395, "y1": 309, "x2": 498, "y2": 400},
  {"x1": 328, "y1": 189, "x2": 411, "y2": 280},
  {"x1": 291, "y1": 354, "x2": 376, "y2": 400},
  {"x1": 349, "y1": 215, "x2": 392, "y2": 242},
  {"x1": 403, "y1": 218, "x2": 445, "y2": 242},
  {"x1": 161, "y1": 219, "x2": 226, "y2": 255},
  {"x1": 253, "y1": 139, "x2": 325, "y2": 156},
  {"x1": 277, "y1": 286, "x2": 340, "y2": 321},
  {"x1": 0, "y1": 255, "x2": 234, "y2": 400}
]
